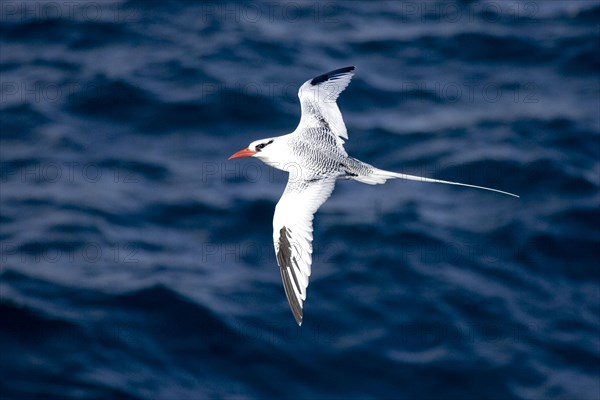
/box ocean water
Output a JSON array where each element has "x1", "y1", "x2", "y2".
[{"x1": 1, "y1": 1, "x2": 599, "y2": 399}]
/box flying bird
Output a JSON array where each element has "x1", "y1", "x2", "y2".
[{"x1": 229, "y1": 66, "x2": 518, "y2": 325}]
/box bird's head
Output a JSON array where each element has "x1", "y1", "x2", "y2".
[{"x1": 228, "y1": 137, "x2": 281, "y2": 164}]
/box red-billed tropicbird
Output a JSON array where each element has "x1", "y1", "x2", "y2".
[{"x1": 229, "y1": 66, "x2": 518, "y2": 325}]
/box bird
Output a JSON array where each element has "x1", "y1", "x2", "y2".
[{"x1": 229, "y1": 66, "x2": 518, "y2": 325}]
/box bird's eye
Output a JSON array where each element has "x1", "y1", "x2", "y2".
[{"x1": 255, "y1": 140, "x2": 273, "y2": 152}]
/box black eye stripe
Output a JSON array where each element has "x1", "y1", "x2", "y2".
[{"x1": 255, "y1": 140, "x2": 274, "y2": 151}]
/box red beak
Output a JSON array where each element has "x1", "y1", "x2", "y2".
[{"x1": 228, "y1": 148, "x2": 257, "y2": 160}]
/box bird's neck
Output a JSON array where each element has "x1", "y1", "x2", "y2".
[{"x1": 258, "y1": 134, "x2": 295, "y2": 171}]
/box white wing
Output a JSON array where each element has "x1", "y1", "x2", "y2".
[
  {"x1": 296, "y1": 66, "x2": 355, "y2": 147},
  {"x1": 273, "y1": 176, "x2": 337, "y2": 325}
]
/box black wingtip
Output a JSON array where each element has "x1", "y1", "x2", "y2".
[
  {"x1": 277, "y1": 226, "x2": 304, "y2": 326},
  {"x1": 310, "y1": 66, "x2": 356, "y2": 86}
]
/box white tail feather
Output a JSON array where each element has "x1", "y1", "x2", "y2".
[{"x1": 356, "y1": 168, "x2": 519, "y2": 198}]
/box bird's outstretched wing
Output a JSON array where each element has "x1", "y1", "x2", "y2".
[
  {"x1": 273, "y1": 175, "x2": 337, "y2": 325},
  {"x1": 296, "y1": 66, "x2": 355, "y2": 147}
]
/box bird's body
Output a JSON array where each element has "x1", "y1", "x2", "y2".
[{"x1": 229, "y1": 66, "x2": 518, "y2": 325}]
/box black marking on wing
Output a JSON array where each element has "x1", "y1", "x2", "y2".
[
  {"x1": 310, "y1": 66, "x2": 355, "y2": 86},
  {"x1": 339, "y1": 163, "x2": 358, "y2": 177},
  {"x1": 305, "y1": 103, "x2": 331, "y2": 130},
  {"x1": 306, "y1": 176, "x2": 325, "y2": 184},
  {"x1": 276, "y1": 226, "x2": 303, "y2": 325},
  {"x1": 317, "y1": 115, "x2": 330, "y2": 130}
]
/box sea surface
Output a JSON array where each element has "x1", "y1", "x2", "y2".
[{"x1": 1, "y1": 1, "x2": 599, "y2": 399}]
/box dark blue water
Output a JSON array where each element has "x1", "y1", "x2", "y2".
[{"x1": 1, "y1": 1, "x2": 599, "y2": 399}]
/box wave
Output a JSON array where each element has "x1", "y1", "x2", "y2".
[
  {"x1": 0, "y1": 104, "x2": 49, "y2": 140},
  {"x1": 2, "y1": 0, "x2": 598, "y2": 398}
]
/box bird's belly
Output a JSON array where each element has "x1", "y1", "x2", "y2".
[{"x1": 262, "y1": 157, "x2": 302, "y2": 172}]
